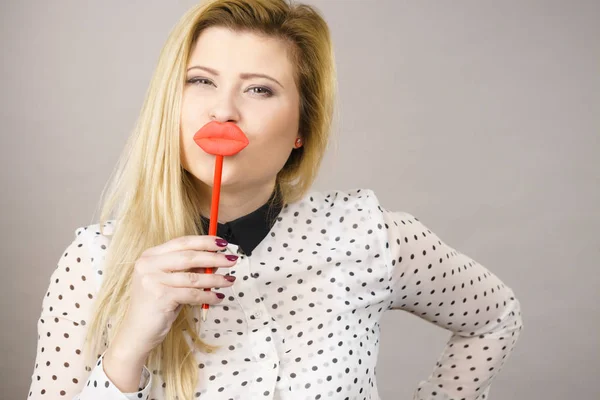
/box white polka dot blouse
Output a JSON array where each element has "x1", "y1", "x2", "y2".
[{"x1": 28, "y1": 188, "x2": 523, "y2": 400}]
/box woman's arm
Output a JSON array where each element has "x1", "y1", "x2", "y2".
[
  {"x1": 27, "y1": 227, "x2": 151, "y2": 400},
  {"x1": 380, "y1": 208, "x2": 523, "y2": 400}
]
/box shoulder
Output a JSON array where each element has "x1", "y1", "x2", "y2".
[
  {"x1": 41, "y1": 220, "x2": 118, "y2": 311},
  {"x1": 280, "y1": 187, "x2": 413, "y2": 236},
  {"x1": 286, "y1": 187, "x2": 382, "y2": 213},
  {"x1": 295, "y1": 187, "x2": 419, "y2": 221},
  {"x1": 303, "y1": 188, "x2": 426, "y2": 237},
  {"x1": 73, "y1": 220, "x2": 116, "y2": 256},
  {"x1": 279, "y1": 188, "x2": 382, "y2": 226},
  {"x1": 70, "y1": 220, "x2": 117, "y2": 289}
]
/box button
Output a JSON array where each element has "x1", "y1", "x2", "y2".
[{"x1": 253, "y1": 311, "x2": 262, "y2": 318}]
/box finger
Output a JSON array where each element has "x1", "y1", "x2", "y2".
[
  {"x1": 170, "y1": 287, "x2": 225, "y2": 306},
  {"x1": 158, "y1": 271, "x2": 235, "y2": 289},
  {"x1": 141, "y1": 235, "x2": 229, "y2": 257},
  {"x1": 146, "y1": 250, "x2": 238, "y2": 273}
]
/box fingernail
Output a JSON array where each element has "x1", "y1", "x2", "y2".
[
  {"x1": 216, "y1": 292, "x2": 225, "y2": 299},
  {"x1": 225, "y1": 255, "x2": 239, "y2": 261},
  {"x1": 224, "y1": 275, "x2": 236, "y2": 282},
  {"x1": 216, "y1": 239, "x2": 228, "y2": 247}
]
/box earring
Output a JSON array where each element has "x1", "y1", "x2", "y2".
[{"x1": 294, "y1": 137, "x2": 303, "y2": 148}]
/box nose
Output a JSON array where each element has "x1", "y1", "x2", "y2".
[{"x1": 209, "y1": 90, "x2": 240, "y2": 123}]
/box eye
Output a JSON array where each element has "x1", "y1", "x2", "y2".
[
  {"x1": 247, "y1": 86, "x2": 274, "y2": 97},
  {"x1": 186, "y1": 77, "x2": 214, "y2": 86}
]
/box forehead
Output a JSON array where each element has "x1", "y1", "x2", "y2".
[{"x1": 188, "y1": 26, "x2": 295, "y2": 80}]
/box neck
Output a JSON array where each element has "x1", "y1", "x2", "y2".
[{"x1": 197, "y1": 179, "x2": 277, "y2": 223}]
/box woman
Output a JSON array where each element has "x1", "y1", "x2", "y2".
[{"x1": 28, "y1": 0, "x2": 523, "y2": 399}]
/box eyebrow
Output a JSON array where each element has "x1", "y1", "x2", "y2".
[{"x1": 186, "y1": 65, "x2": 284, "y2": 89}]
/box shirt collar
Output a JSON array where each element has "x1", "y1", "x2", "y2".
[{"x1": 199, "y1": 190, "x2": 283, "y2": 257}]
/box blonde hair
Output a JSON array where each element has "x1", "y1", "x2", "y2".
[{"x1": 84, "y1": 0, "x2": 337, "y2": 398}]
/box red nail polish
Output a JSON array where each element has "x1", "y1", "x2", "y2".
[
  {"x1": 216, "y1": 239, "x2": 228, "y2": 247},
  {"x1": 225, "y1": 255, "x2": 238, "y2": 261},
  {"x1": 216, "y1": 292, "x2": 225, "y2": 299}
]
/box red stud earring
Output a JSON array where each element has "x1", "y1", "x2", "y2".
[{"x1": 294, "y1": 138, "x2": 303, "y2": 148}]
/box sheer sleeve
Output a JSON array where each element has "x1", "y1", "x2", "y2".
[
  {"x1": 381, "y1": 209, "x2": 523, "y2": 400},
  {"x1": 27, "y1": 227, "x2": 152, "y2": 400}
]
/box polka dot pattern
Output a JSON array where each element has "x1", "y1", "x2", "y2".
[
  {"x1": 380, "y1": 206, "x2": 523, "y2": 399},
  {"x1": 28, "y1": 188, "x2": 522, "y2": 400},
  {"x1": 27, "y1": 224, "x2": 150, "y2": 400}
]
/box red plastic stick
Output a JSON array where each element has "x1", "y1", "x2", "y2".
[{"x1": 202, "y1": 154, "x2": 223, "y2": 319}]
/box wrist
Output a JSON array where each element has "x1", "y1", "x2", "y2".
[
  {"x1": 105, "y1": 334, "x2": 150, "y2": 367},
  {"x1": 103, "y1": 341, "x2": 149, "y2": 393}
]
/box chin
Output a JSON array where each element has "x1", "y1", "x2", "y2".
[
  {"x1": 185, "y1": 151, "x2": 250, "y2": 187},
  {"x1": 194, "y1": 167, "x2": 244, "y2": 189},
  {"x1": 218, "y1": 167, "x2": 245, "y2": 188}
]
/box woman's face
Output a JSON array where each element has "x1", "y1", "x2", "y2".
[{"x1": 180, "y1": 26, "x2": 301, "y2": 192}]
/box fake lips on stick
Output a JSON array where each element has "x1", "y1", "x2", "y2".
[{"x1": 192, "y1": 121, "x2": 249, "y2": 321}]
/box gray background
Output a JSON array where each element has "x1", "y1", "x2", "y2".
[{"x1": 2, "y1": 0, "x2": 599, "y2": 398}]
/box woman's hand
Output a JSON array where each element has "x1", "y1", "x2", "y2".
[{"x1": 103, "y1": 235, "x2": 237, "y2": 391}]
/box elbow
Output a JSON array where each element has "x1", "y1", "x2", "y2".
[
  {"x1": 491, "y1": 292, "x2": 524, "y2": 340},
  {"x1": 471, "y1": 290, "x2": 524, "y2": 340},
  {"x1": 511, "y1": 294, "x2": 524, "y2": 336}
]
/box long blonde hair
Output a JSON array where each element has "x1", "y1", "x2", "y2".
[{"x1": 84, "y1": 0, "x2": 337, "y2": 398}]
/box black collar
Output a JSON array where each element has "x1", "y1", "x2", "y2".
[{"x1": 199, "y1": 190, "x2": 283, "y2": 256}]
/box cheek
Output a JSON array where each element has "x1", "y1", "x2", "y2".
[
  {"x1": 180, "y1": 100, "x2": 196, "y2": 137},
  {"x1": 246, "y1": 126, "x2": 295, "y2": 172},
  {"x1": 255, "y1": 103, "x2": 298, "y2": 141},
  {"x1": 252, "y1": 122, "x2": 295, "y2": 156},
  {"x1": 179, "y1": 111, "x2": 202, "y2": 169},
  {"x1": 180, "y1": 91, "x2": 207, "y2": 133}
]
